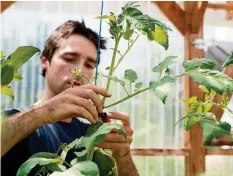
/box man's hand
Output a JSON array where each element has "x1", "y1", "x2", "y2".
[
  {"x1": 96, "y1": 112, "x2": 134, "y2": 159},
  {"x1": 41, "y1": 84, "x2": 112, "y2": 124}
]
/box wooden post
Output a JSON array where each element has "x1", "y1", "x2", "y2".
[
  {"x1": 153, "y1": 2, "x2": 209, "y2": 175},
  {"x1": 0, "y1": 1, "x2": 16, "y2": 14},
  {"x1": 184, "y1": 2, "x2": 207, "y2": 176},
  {"x1": 184, "y1": 31, "x2": 206, "y2": 176}
]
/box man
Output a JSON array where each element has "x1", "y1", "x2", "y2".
[{"x1": 1, "y1": 20, "x2": 139, "y2": 176}]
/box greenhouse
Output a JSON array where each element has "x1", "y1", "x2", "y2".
[{"x1": 1, "y1": 1, "x2": 233, "y2": 176}]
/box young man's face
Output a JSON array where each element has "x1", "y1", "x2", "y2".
[{"x1": 41, "y1": 34, "x2": 97, "y2": 95}]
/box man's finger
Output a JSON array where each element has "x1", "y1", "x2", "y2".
[
  {"x1": 104, "y1": 133, "x2": 132, "y2": 143},
  {"x1": 79, "y1": 84, "x2": 112, "y2": 97},
  {"x1": 70, "y1": 96, "x2": 98, "y2": 121},
  {"x1": 69, "y1": 104, "x2": 96, "y2": 124},
  {"x1": 106, "y1": 112, "x2": 130, "y2": 125},
  {"x1": 96, "y1": 142, "x2": 130, "y2": 150}
]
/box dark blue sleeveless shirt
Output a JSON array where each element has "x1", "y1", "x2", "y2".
[{"x1": 1, "y1": 109, "x2": 90, "y2": 176}]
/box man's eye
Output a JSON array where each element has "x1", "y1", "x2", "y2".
[
  {"x1": 85, "y1": 64, "x2": 94, "y2": 69},
  {"x1": 64, "y1": 58, "x2": 74, "y2": 62}
]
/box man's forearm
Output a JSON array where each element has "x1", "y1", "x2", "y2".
[
  {"x1": 115, "y1": 152, "x2": 139, "y2": 176},
  {"x1": 1, "y1": 104, "x2": 45, "y2": 157}
]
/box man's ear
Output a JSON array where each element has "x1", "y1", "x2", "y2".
[{"x1": 40, "y1": 56, "x2": 49, "y2": 70}]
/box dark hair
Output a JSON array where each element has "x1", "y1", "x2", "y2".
[{"x1": 41, "y1": 20, "x2": 106, "y2": 77}]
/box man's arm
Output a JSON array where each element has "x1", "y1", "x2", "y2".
[
  {"x1": 1, "y1": 104, "x2": 45, "y2": 156},
  {"x1": 97, "y1": 112, "x2": 139, "y2": 176},
  {"x1": 1, "y1": 84, "x2": 112, "y2": 157},
  {"x1": 114, "y1": 152, "x2": 139, "y2": 176}
]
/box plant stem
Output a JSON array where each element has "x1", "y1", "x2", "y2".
[
  {"x1": 113, "y1": 34, "x2": 140, "y2": 72},
  {"x1": 104, "y1": 87, "x2": 150, "y2": 108},
  {"x1": 63, "y1": 160, "x2": 72, "y2": 167},
  {"x1": 158, "y1": 71, "x2": 163, "y2": 82},
  {"x1": 121, "y1": 84, "x2": 129, "y2": 96},
  {"x1": 174, "y1": 73, "x2": 186, "y2": 78},
  {"x1": 211, "y1": 102, "x2": 233, "y2": 117},
  {"x1": 102, "y1": 37, "x2": 121, "y2": 105},
  {"x1": 130, "y1": 82, "x2": 132, "y2": 93},
  {"x1": 84, "y1": 75, "x2": 92, "y2": 84}
]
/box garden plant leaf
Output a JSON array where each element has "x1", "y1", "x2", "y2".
[
  {"x1": 222, "y1": 52, "x2": 233, "y2": 71},
  {"x1": 185, "y1": 68, "x2": 233, "y2": 95},
  {"x1": 183, "y1": 58, "x2": 216, "y2": 71},
  {"x1": 149, "y1": 76, "x2": 176, "y2": 104},
  {"x1": 124, "y1": 69, "x2": 138, "y2": 82},
  {"x1": 200, "y1": 116, "x2": 232, "y2": 145}
]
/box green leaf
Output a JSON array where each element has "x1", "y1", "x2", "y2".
[
  {"x1": 1, "y1": 65, "x2": 14, "y2": 86},
  {"x1": 29, "y1": 152, "x2": 60, "y2": 159},
  {"x1": 202, "y1": 102, "x2": 213, "y2": 112},
  {"x1": 183, "y1": 97, "x2": 202, "y2": 130},
  {"x1": 183, "y1": 96, "x2": 214, "y2": 130},
  {"x1": 50, "y1": 161, "x2": 99, "y2": 176},
  {"x1": 149, "y1": 76, "x2": 176, "y2": 104},
  {"x1": 183, "y1": 58, "x2": 216, "y2": 71},
  {"x1": 222, "y1": 52, "x2": 233, "y2": 71},
  {"x1": 73, "y1": 149, "x2": 88, "y2": 163},
  {"x1": 152, "y1": 56, "x2": 177, "y2": 73},
  {"x1": 117, "y1": 3, "x2": 170, "y2": 49},
  {"x1": 175, "y1": 112, "x2": 213, "y2": 126},
  {"x1": 199, "y1": 85, "x2": 209, "y2": 94},
  {"x1": 184, "y1": 96, "x2": 199, "y2": 104},
  {"x1": 122, "y1": 1, "x2": 140, "y2": 10},
  {"x1": 200, "y1": 116, "x2": 231, "y2": 145},
  {"x1": 92, "y1": 148, "x2": 116, "y2": 176},
  {"x1": 124, "y1": 69, "x2": 138, "y2": 82},
  {"x1": 151, "y1": 27, "x2": 168, "y2": 50},
  {"x1": 135, "y1": 82, "x2": 143, "y2": 89},
  {"x1": 13, "y1": 70, "x2": 23, "y2": 81},
  {"x1": 46, "y1": 163, "x2": 67, "y2": 172},
  {"x1": 17, "y1": 158, "x2": 55, "y2": 176},
  {"x1": 105, "y1": 66, "x2": 110, "y2": 70},
  {"x1": 184, "y1": 113, "x2": 201, "y2": 131},
  {"x1": 68, "y1": 122, "x2": 126, "y2": 160},
  {"x1": 0, "y1": 51, "x2": 5, "y2": 57},
  {"x1": 123, "y1": 24, "x2": 134, "y2": 40},
  {"x1": 186, "y1": 68, "x2": 233, "y2": 95},
  {"x1": 86, "y1": 122, "x2": 126, "y2": 140},
  {"x1": 96, "y1": 15, "x2": 116, "y2": 21},
  {"x1": 1, "y1": 85, "x2": 14, "y2": 100},
  {"x1": 220, "y1": 91, "x2": 230, "y2": 108},
  {"x1": 199, "y1": 85, "x2": 216, "y2": 100},
  {"x1": 7, "y1": 46, "x2": 40, "y2": 70}
]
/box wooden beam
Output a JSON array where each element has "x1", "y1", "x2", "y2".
[
  {"x1": 152, "y1": 1, "x2": 185, "y2": 36},
  {"x1": 184, "y1": 2, "x2": 206, "y2": 176},
  {"x1": 131, "y1": 147, "x2": 233, "y2": 156},
  {"x1": 192, "y1": 1, "x2": 208, "y2": 33},
  {"x1": 131, "y1": 148, "x2": 190, "y2": 156},
  {"x1": 0, "y1": 1, "x2": 16, "y2": 14},
  {"x1": 226, "y1": 2, "x2": 233, "y2": 20},
  {"x1": 207, "y1": 148, "x2": 233, "y2": 155},
  {"x1": 184, "y1": 1, "x2": 208, "y2": 33},
  {"x1": 208, "y1": 3, "x2": 233, "y2": 11}
]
